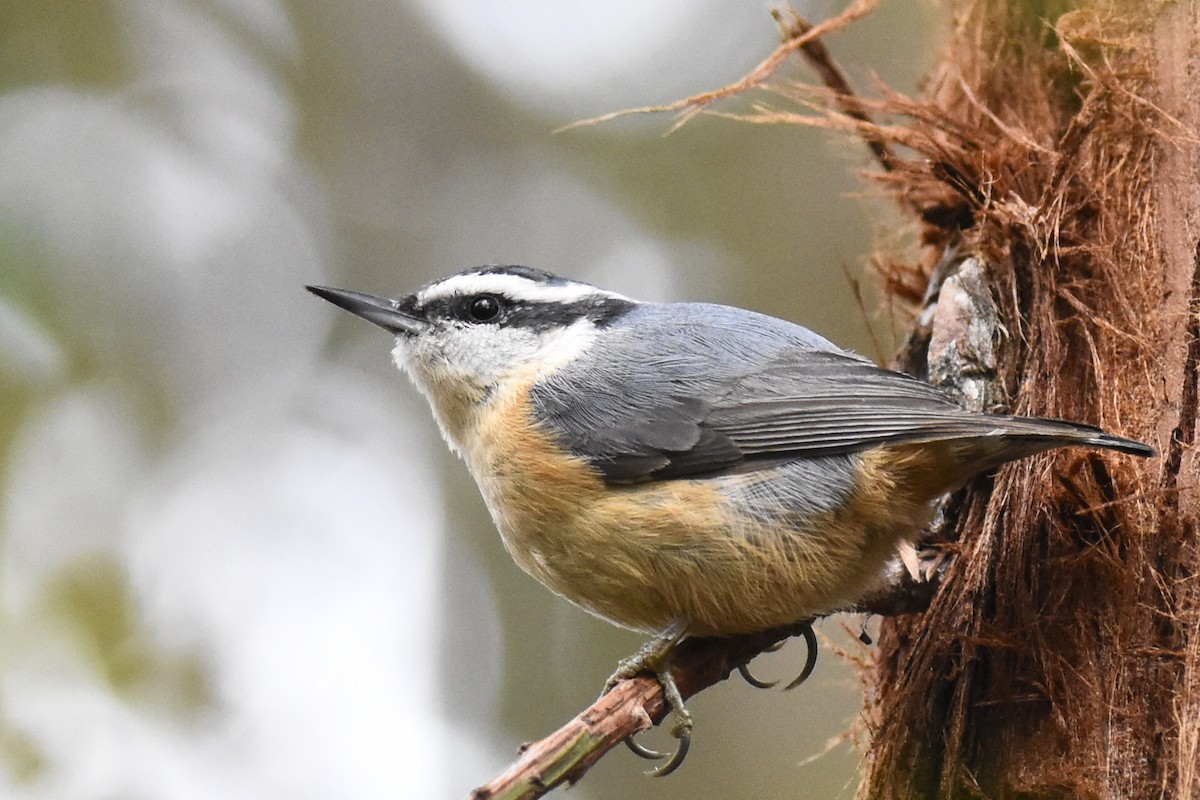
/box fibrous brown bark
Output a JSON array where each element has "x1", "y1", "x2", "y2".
[{"x1": 859, "y1": 1, "x2": 1200, "y2": 797}]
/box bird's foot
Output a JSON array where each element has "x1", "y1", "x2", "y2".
[{"x1": 605, "y1": 620, "x2": 693, "y2": 777}]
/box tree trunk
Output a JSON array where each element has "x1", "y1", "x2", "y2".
[{"x1": 860, "y1": 1, "x2": 1200, "y2": 797}]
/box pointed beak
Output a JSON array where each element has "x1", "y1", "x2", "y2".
[{"x1": 306, "y1": 285, "x2": 427, "y2": 335}]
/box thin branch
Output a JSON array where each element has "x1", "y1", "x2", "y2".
[
  {"x1": 468, "y1": 624, "x2": 813, "y2": 800},
  {"x1": 559, "y1": 0, "x2": 879, "y2": 134},
  {"x1": 561, "y1": 2, "x2": 897, "y2": 177},
  {"x1": 771, "y1": 6, "x2": 900, "y2": 172}
]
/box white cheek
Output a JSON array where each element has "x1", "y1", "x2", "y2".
[
  {"x1": 530, "y1": 319, "x2": 599, "y2": 373},
  {"x1": 392, "y1": 336, "x2": 455, "y2": 396},
  {"x1": 388, "y1": 335, "x2": 470, "y2": 456},
  {"x1": 448, "y1": 327, "x2": 521, "y2": 381},
  {"x1": 388, "y1": 321, "x2": 599, "y2": 457},
  {"x1": 397, "y1": 327, "x2": 523, "y2": 387},
  {"x1": 390, "y1": 336, "x2": 415, "y2": 375}
]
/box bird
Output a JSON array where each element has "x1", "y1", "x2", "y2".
[{"x1": 307, "y1": 264, "x2": 1155, "y2": 774}]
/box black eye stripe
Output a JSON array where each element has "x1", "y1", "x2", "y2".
[
  {"x1": 418, "y1": 294, "x2": 636, "y2": 330},
  {"x1": 513, "y1": 297, "x2": 634, "y2": 328}
]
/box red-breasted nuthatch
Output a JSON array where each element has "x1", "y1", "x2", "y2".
[{"x1": 308, "y1": 265, "x2": 1154, "y2": 773}]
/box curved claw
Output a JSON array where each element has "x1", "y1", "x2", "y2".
[
  {"x1": 783, "y1": 624, "x2": 819, "y2": 690},
  {"x1": 737, "y1": 662, "x2": 779, "y2": 689},
  {"x1": 648, "y1": 727, "x2": 690, "y2": 777},
  {"x1": 624, "y1": 711, "x2": 693, "y2": 777},
  {"x1": 622, "y1": 729, "x2": 692, "y2": 777},
  {"x1": 625, "y1": 735, "x2": 668, "y2": 761},
  {"x1": 624, "y1": 720, "x2": 693, "y2": 777},
  {"x1": 738, "y1": 634, "x2": 808, "y2": 689},
  {"x1": 624, "y1": 726, "x2": 691, "y2": 777}
]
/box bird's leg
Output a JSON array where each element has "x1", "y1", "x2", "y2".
[
  {"x1": 604, "y1": 618, "x2": 688, "y2": 691},
  {"x1": 606, "y1": 619, "x2": 692, "y2": 777}
]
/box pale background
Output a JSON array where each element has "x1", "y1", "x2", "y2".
[{"x1": 0, "y1": 1, "x2": 934, "y2": 797}]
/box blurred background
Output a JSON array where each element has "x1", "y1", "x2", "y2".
[{"x1": 0, "y1": 1, "x2": 936, "y2": 797}]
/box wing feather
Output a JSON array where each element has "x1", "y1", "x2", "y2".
[{"x1": 526, "y1": 303, "x2": 1127, "y2": 483}]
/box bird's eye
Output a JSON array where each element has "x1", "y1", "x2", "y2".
[{"x1": 467, "y1": 294, "x2": 502, "y2": 322}]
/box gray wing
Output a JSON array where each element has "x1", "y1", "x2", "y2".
[{"x1": 528, "y1": 302, "x2": 1121, "y2": 483}]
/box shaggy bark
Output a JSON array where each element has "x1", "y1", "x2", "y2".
[{"x1": 857, "y1": 1, "x2": 1200, "y2": 797}]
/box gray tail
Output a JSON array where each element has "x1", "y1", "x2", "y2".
[
  {"x1": 1000, "y1": 417, "x2": 1156, "y2": 458},
  {"x1": 1076, "y1": 430, "x2": 1157, "y2": 458}
]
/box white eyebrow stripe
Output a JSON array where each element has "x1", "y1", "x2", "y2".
[{"x1": 417, "y1": 273, "x2": 631, "y2": 306}]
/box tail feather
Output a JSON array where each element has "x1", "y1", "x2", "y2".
[
  {"x1": 996, "y1": 416, "x2": 1156, "y2": 458},
  {"x1": 1076, "y1": 430, "x2": 1157, "y2": 458},
  {"x1": 889, "y1": 416, "x2": 1156, "y2": 500}
]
